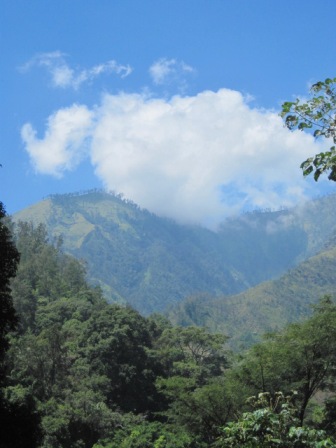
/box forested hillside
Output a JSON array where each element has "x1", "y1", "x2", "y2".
[
  {"x1": 13, "y1": 190, "x2": 336, "y2": 315},
  {"x1": 1, "y1": 216, "x2": 335, "y2": 447},
  {"x1": 167, "y1": 239, "x2": 336, "y2": 349}
]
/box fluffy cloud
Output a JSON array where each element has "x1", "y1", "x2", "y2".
[
  {"x1": 21, "y1": 105, "x2": 92, "y2": 176},
  {"x1": 149, "y1": 58, "x2": 195, "y2": 86},
  {"x1": 21, "y1": 52, "x2": 133, "y2": 89},
  {"x1": 21, "y1": 88, "x2": 329, "y2": 227}
]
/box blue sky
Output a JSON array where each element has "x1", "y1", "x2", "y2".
[{"x1": 2, "y1": 0, "x2": 336, "y2": 226}]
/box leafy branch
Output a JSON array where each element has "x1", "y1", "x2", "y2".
[{"x1": 281, "y1": 77, "x2": 336, "y2": 181}]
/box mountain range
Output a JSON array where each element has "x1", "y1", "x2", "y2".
[{"x1": 13, "y1": 190, "x2": 336, "y2": 344}]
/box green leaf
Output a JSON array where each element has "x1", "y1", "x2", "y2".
[{"x1": 314, "y1": 169, "x2": 322, "y2": 181}]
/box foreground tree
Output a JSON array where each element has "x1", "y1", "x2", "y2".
[
  {"x1": 0, "y1": 202, "x2": 19, "y2": 373},
  {"x1": 281, "y1": 77, "x2": 336, "y2": 181},
  {"x1": 215, "y1": 392, "x2": 335, "y2": 447},
  {"x1": 233, "y1": 297, "x2": 336, "y2": 425},
  {"x1": 154, "y1": 326, "x2": 231, "y2": 443},
  {"x1": 0, "y1": 205, "x2": 42, "y2": 447}
]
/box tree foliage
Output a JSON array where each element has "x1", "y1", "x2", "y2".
[
  {"x1": 0, "y1": 206, "x2": 42, "y2": 447},
  {"x1": 2, "y1": 220, "x2": 336, "y2": 447},
  {"x1": 0, "y1": 203, "x2": 19, "y2": 368},
  {"x1": 281, "y1": 77, "x2": 336, "y2": 181},
  {"x1": 233, "y1": 297, "x2": 336, "y2": 425},
  {"x1": 215, "y1": 392, "x2": 334, "y2": 447}
]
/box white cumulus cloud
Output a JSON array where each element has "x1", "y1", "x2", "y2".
[
  {"x1": 21, "y1": 88, "x2": 329, "y2": 227},
  {"x1": 21, "y1": 52, "x2": 133, "y2": 89}
]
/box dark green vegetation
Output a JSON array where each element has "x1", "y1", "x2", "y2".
[
  {"x1": 0, "y1": 202, "x2": 19, "y2": 371},
  {"x1": 1, "y1": 218, "x2": 335, "y2": 447},
  {"x1": 14, "y1": 190, "x2": 336, "y2": 345},
  {"x1": 0, "y1": 203, "x2": 38, "y2": 447}
]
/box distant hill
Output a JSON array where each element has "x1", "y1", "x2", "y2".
[
  {"x1": 167, "y1": 234, "x2": 336, "y2": 349},
  {"x1": 13, "y1": 190, "x2": 336, "y2": 318}
]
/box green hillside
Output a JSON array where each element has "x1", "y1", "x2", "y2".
[
  {"x1": 167, "y1": 239, "x2": 336, "y2": 349},
  {"x1": 13, "y1": 190, "x2": 336, "y2": 316}
]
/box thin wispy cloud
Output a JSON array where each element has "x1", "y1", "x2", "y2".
[
  {"x1": 21, "y1": 51, "x2": 133, "y2": 89},
  {"x1": 21, "y1": 88, "x2": 329, "y2": 227},
  {"x1": 149, "y1": 58, "x2": 195, "y2": 87}
]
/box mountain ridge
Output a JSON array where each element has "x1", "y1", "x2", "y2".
[{"x1": 12, "y1": 190, "x2": 336, "y2": 326}]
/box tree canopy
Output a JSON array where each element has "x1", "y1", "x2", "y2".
[
  {"x1": 1, "y1": 220, "x2": 336, "y2": 447},
  {"x1": 281, "y1": 77, "x2": 336, "y2": 181},
  {"x1": 0, "y1": 202, "x2": 19, "y2": 375}
]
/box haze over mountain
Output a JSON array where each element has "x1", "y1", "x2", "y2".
[{"x1": 13, "y1": 190, "x2": 336, "y2": 325}]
